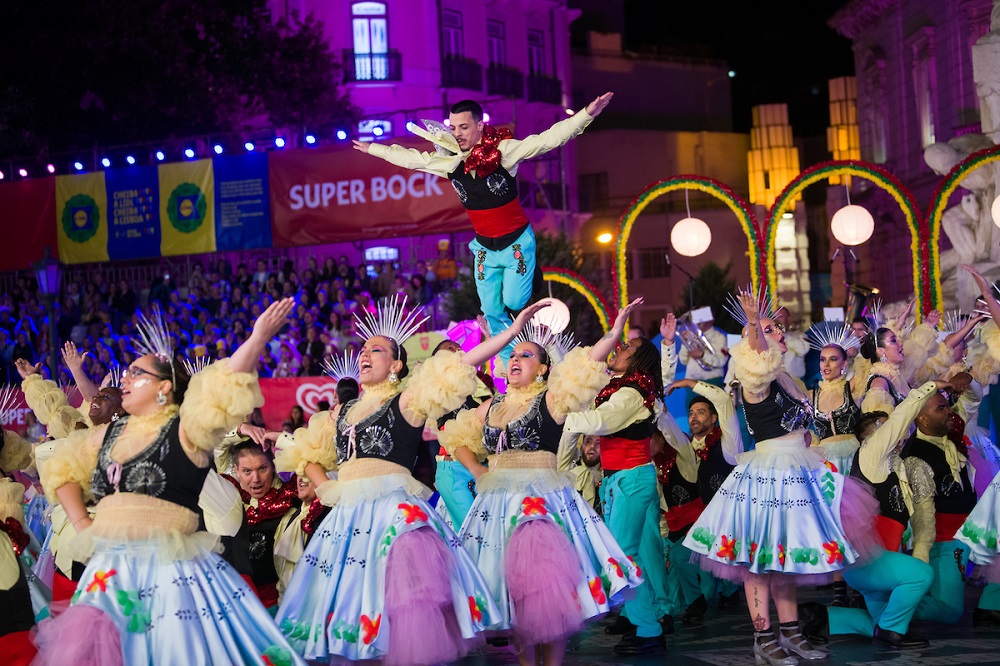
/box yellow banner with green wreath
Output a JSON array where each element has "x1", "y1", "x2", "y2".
[
  {"x1": 55, "y1": 172, "x2": 109, "y2": 264},
  {"x1": 158, "y1": 159, "x2": 216, "y2": 256}
]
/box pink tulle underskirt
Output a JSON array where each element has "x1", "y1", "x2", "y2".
[
  {"x1": 504, "y1": 520, "x2": 584, "y2": 645},
  {"x1": 30, "y1": 604, "x2": 123, "y2": 666},
  {"x1": 383, "y1": 527, "x2": 473, "y2": 666}
]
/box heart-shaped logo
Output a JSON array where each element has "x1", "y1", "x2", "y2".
[{"x1": 295, "y1": 381, "x2": 338, "y2": 415}]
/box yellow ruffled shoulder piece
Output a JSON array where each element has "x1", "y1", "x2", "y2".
[
  {"x1": 901, "y1": 323, "x2": 938, "y2": 383},
  {"x1": 0, "y1": 429, "x2": 33, "y2": 474},
  {"x1": 439, "y1": 408, "x2": 487, "y2": 459},
  {"x1": 915, "y1": 342, "x2": 953, "y2": 385},
  {"x1": 22, "y1": 374, "x2": 87, "y2": 438},
  {"x1": 401, "y1": 351, "x2": 477, "y2": 423},
  {"x1": 547, "y1": 346, "x2": 610, "y2": 420},
  {"x1": 971, "y1": 353, "x2": 1000, "y2": 388},
  {"x1": 180, "y1": 360, "x2": 263, "y2": 452},
  {"x1": 274, "y1": 411, "x2": 339, "y2": 476},
  {"x1": 41, "y1": 425, "x2": 104, "y2": 503},
  {"x1": 861, "y1": 387, "x2": 896, "y2": 415},
  {"x1": 0, "y1": 478, "x2": 25, "y2": 522},
  {"x1": 981, "y1": 320, "x2": 1000, "y2": 363},
  {"x1": 730, "y1": 338, "x2": 783, "y2": 396}
]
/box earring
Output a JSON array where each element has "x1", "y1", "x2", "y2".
[
  {"x1": 389, "y1": 370, "x2": 398, "y2": 384},
  {"x1": 155, "y1": 393, "x2": 168, "y2": 406},
  {"x1": 535, "y1": 374, "x2": 545, "y2": 385},
  {"x1": 110, "y1": 412, "x2": 121, "y2": 422},
  {"x1": 840, "y1": 367, "x2": 847, "y2": 376},
  {"x1": 878, "y1": 354, "x2": 887, "y2": 363}
]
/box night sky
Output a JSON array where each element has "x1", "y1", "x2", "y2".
[{"x1": 624, "y1": 0, "x2": 855, "y2": 135}]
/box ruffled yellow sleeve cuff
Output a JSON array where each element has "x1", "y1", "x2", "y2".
[
  {"x1": 730, "y1": 338, "x2": 783, "y2": 395},
  {"x1": 179, "y1": 360, "x2": 263, "y2": 452},
  {"x1": 0, "y1": 478, "x2": 25, "y2": 522},
  {"x1": 402, "y1": 351, "x2": 477, "y2": 422},
  {"x1": 41, "y1": 426, "x2": 102, "y2": 503},
  {"x1": 901, "y1": 323, "x2": 938, "y2": 378},
  {"x1": 274, "y1": 412, "x2": 339, "y2": 476},
  {"x1": 0, "y1": 429, "x2": 33, "y2": 474},
  {"x1": 861, "y1": 388, "x2": 896, "y2": 416},
  {"x1": 547, "y1": 346, "x2": 610, "y2": 420},
  {"x1": 21, "y1": 374, "x2": 67, "y2": 425},
  {"x1": 915, "y1": 342, "x2": 953, "y2": 385},
  {"x1": 439, "y1": 409, "x2": 487, "y2": 459},
  {"x1": 981, "y1": 321, "x2": 1000, "y2": 363},
  {"x1": 971, "y1": 353, "x2": 1000, "y2": 387}
]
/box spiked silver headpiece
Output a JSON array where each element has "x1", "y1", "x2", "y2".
[
  {"x1": 105, "y1": 364, "x2": 124, "y2": 389},
  {"x1": 354, "y1": 294, "x2": 429, "y2": 347},
  {"x1": 0, "y1": 385, "x2": 19, "y2": 418},
  {"x1": 133, "y1": 305, "x2": 177, "y2": 387},
  {"x1": 511, "y1": 320, "x2": 577, "y2": 364},
  {"x1": 806, "y1": 321, "x2": 861, "y2": 352},
  {"x1": 724, "y1": 285, "x2": 778, "y2": 328},
  {"x1": 181, "y1": 355, "x2": 212, "y2": 377},
  {"x1": 322, "y1": 349, "x2": 360, "y2": 382}
]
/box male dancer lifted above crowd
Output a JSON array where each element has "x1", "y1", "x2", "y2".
[{"x1": 354, "y1": 92, "x2": 613, "y2": 361}]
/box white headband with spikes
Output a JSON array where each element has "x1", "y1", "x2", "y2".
[
  {"x1": 181, "y1": 355, "x2": 212, "y2": 377},
  {"x1": 105, "y1": 364, "x2": 124, "y2": 389},
  {"x1": 322, "y1": 349, "x2": 360, "y2": 382},
  {"x1": 511, "y1": 320, "x2": 577, "y2": 365},
  {"x1": 806, "y1": 321, "x2": 861, "y2": 352},
  {"x1": 724, "y1": 285, "x2": 778, "y2": 328},
  {"x1": 0, "y1": 385, "x2": 19, "y2": 418},
  {"x1": 133, "y1": 305, "x2": 177, "y2": 387},
  {"x1": 354, "y1": 294, "x2": 429, "y2": 347}
]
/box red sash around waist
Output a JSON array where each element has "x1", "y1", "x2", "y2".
[
  {"x1": 600, "y1": 436, "x2": 652, "y2": 472},
  {"x1": 935, "y1": 512, "x2": 969, "y2": 543},
  {"x1": 467, "y1": 199, "x2": 531, "y2": 239},
  {"x1": 875, "y1": 515, "x2": 906, "y2": 552},
  {"x1": 665, "y1": 498, "x2": 706, "y2": 534}
]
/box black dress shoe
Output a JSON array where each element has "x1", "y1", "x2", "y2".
[
  {"x1": 659, "y1": 614, "x2": 675, "y2": 634},
  {"x1": 605, "y1": 614, "x2": 636, "y2": 635},
  {"x1": 872, "y1": 625, "x2": 929, "y2": 649},
  {"x1": 612, "y1": 633, "x2": 666, "y2": 655},
  {"x1": 717, "y1": 590, "x2": 739, "y2": 609},
  {"x1": 683, "y1": 595, "x2": 707, "y2": 625},
  {"x1": 797, "y1": 602, "x2": 829, "y2": 645},
  {"x1": 974, "y1": 607, "x2": 1000, "y2": 628}
]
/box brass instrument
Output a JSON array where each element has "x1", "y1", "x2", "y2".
[{"x1": 678, "y1": 310, "x2": 719, "y2": 371}]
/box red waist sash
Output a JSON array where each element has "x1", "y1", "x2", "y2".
[
  {"x1": 467, "y1": 199, "x2": 530, "y2": 238},
  {"x1": 664, "y1": 498, "x2": 705, "y2": 534},
  {"x1": 600, "y1": 436, "x2": 652, "y2": 473},
  {"x1": 935, "y1": 512, "x2": 969, "y2": 543}
]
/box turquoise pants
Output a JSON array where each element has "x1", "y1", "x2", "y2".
[
  {"x1": 601, "y1": 465, "x2": 663, "y2": 638},
  {"x1": 829, "y1": 550, "x2": 933, "y2": 636},
  {"x1": 667, "y1": 537, "x2": 737, "y2": 610},
  {"x1": 435, "y1": 459, "x2": 476, "y2": 527},
  {"x1": 469, "y1": 226, "x2": 535, "y2": 364},
  {"x1": 980, "y1": 583, "x2": 1000, "y2": 611},
  {"x1": 914, "y1": 540, "x2": 970, "y2": 624}
]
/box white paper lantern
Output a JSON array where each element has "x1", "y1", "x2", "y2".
[
  {"x1": 670, "y1": 217, "x2": 712, "y2": 257},
  {"x1": 830, "y1": 204, "x2": 874, "y2": 246},
  {"x1": 991, "y1": 194, "x2": 1000, "y2": 228},
  {"x1": 531, "y1": 298, "x2": 570, "y2": 333}
]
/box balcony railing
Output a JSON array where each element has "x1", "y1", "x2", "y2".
[
  {"x1": 441, "y1": 57, "x2": 483, "y2": 90},
  {"x1": 527, "y1": 74, "x2": 562, "y2": 104},
  {"x1": 343, "y1": 49, "x2": 402, "y2": 82},
  {"x1": 486, "y1": 65, "x2": 524, "y2": 97}
]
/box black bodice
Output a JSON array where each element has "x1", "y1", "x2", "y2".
[
  {"x1": 335, "y1": 394, "x2": 424, "y2": 470},
  {"x1": 812, "y1": 381, "x2": 861, "y2": 440},
  {"x1": 448, "y1": 163, "x2": 518, "y2": 211},
  {"x1": 742, "y1": 380, "x2": 813, "y2": 443},
  {"x1": 483, "y1": 391, "x2": 564, "y2": 455},
  {"x1": 865, "y1": 374, "x2": 904, "y2": 407},
  {"x1": 91, "y1": 416, "x2": 209, "y2": 514},
  {"x1": 850, "y1": 450, "x2": 909, "y2": 529},
  {"x1": 902, "y1": 434, "x2": 976, "y2": 517}
]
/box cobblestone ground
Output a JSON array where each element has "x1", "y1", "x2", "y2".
[{"x1": 459, "y1": 585, "x2": 1000, "y2": 665}]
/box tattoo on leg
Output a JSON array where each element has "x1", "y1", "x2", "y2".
[
  {"x1": 753, "y1": 614, "x2": 768, "y2": 631},
  {"x1": 753, "y1": 587, "x2": 760, "y2": 608}
]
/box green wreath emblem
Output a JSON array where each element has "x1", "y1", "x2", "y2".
[
  {"x1": 166, "y1": 182, "x2": 207, "y2": 233},
  {"x1": 61, "y1": 194, "x2": 100, "y2": 243}
]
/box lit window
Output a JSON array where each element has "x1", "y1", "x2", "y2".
[
  {"x1": 528, "y1": 30, "x2": 546, "y2": 75},
  {"x1": 442, "y1": 10, "x2": 463, "y2": 59},
  {"x1": 365, "y1": 246, "x2": 400, "y2": 263},
  {"x1": 352, "y1": 2, "x2": 389, "y2": 80},
  {"x1": 487, "y1": 20, "x2": 506, "y2": 67},
  {"x1": 357, "y1": 119, "x2": 392, "y2": 141}
]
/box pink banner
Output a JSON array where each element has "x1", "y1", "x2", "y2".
[
  {"x1": 259, "y1": 377, "x2": 340, "y2": 431},
  {"x1": 268, "y1": 140, "x2": 470, "y2": 246},
  {"x1": 2, "y1": 389, "x2": 84, "y2": 438}
]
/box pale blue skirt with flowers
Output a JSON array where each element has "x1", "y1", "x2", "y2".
[
  {"x1": 274, "y1": 473, "x2": 498, "y2": 662},
  {"x1": 458, "y1": 464, "x2": 643, "y2": 632},
  {"x1": 682, "y1": 432, "x2": 879, "y2": 581},
  {"x1": 40, "y1": 537, "x2": 303, "y2": 666},
  {"x1": 957, "y1": 470, "x2": 1000, "y2": 580}
]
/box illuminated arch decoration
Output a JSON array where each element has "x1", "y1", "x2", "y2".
[
  {"x1": 926, "y1": 144, "x2": 1000, "y2": 312},
  {"x1": 764, "y1": 160, "x2": 927, "y2": 313},
  {"x1": 542, "y1": 267, "x2": 612, "y2": 333},
  {"x1": 613, "y1": 175, "x2": 762, "y2": 312}
]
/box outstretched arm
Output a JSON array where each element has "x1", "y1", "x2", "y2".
[
  {"x1": 738, "y1": 290, "x2": 767, "y2": 353},
  {"x1": 461, "y1": 299, "x2": 554, "y2": 368},
  {"x1": 590, "y1": 297, "x2": 643, "y2": 363},
  {"x1": 359, "y1": 140, "x2": 457, "y2": 178},
  {"x1": 499, "y1": 93, "x2": 613, "y2": 168},
  {"x1": 229, "y1": 298, "x2": 294, "y2": 374},
  {"x1": 964, "y1": 265, "x2": 1000, "y2": 323},
  {"x1": 62, "y1": 342, "x2": 99, "y2": 402}
]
